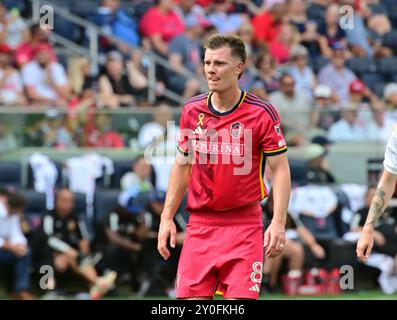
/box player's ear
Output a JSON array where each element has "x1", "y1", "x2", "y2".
[{"x1": 236, "y1": 62, "x2": 245, "y2": 77}]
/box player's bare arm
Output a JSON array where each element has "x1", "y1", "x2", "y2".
[
  {"x1": 264, "y1": 153, "x2": 291, "y2": 259},
  {"x1": 357, "y1": 170, "x2": 397, "y2": 262},
  {"x1": 158, "y1": 153, "x2": 192, "y2": 260}
]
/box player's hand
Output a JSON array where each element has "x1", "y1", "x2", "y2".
[
  {"x1": 356, "y1": 225, "x2": 374, "y2": 263},
  {"x1": 12, "y1": 244, "x2": 28, "y2": 257},
  {"x1": 264, "y1": 221, "x2": 286, "y2": 259},
  {"x1": 157, "y1": 216, "x2": 177, "y2": 260},
  {"x1": 310, "y1": 243, "x2": 326, "y2": 259}
]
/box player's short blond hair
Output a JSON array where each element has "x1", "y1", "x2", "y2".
[{"x1": 204, "y1": 33, "x2": 246, "y2": 79}]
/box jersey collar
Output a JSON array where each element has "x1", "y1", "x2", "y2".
[{"x1": 207, "y1": 90, "x2": 246, "y2": 116}]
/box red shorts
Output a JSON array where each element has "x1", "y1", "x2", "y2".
[{"x1": 175, "y1": 203, "x2": 264, "y2": 299}]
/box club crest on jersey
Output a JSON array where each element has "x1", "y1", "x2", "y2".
[
  {"x1": 274, "y1": 124, "x2": 281, "y2": 136},
  {"x1": 230, "y1": 122, "x2": 244, "y2": 138}
]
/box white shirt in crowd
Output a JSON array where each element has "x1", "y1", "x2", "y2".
[
  {"x1": 327, "y1": 119, "x2": 367, "y2": 141},
  {"x1": 21, "y1": 61, "x2": 67, "y2": 100},
  {"x1": 0, "y1": 202, "x2": 27, "y2": 248},
  {"x1": 0, "y1": 68, "x2": 23, "y2": 104},
  {"x1": 0, "y1": 13, "x2": 27, "y2": 49},
  {"x1": 366, "y1": 117, "x2": 396, "y2": 143}
]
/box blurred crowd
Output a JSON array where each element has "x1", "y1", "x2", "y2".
[{"x1": 0, "y1": 0, "x2": 397, "y2": 149}]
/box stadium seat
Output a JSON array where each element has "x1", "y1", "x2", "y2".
[
  {"x1": 382, "y1": 30, "x2": 397, "y2": 50},
  {"x1": 111, "y1": 160, "x2": 134, "y2": 188},
  {"x1": 93, "y1": 189, "x2": 120, "y2": 226},
  {"x1": 70, "y1": 0, "x2": 100, "y2": 18},
  {"x1": 368, "y1": 3, "x2": 387, "y2": 14},
  {"x1": 361, "y1": 73, "x2": 386, "y2": 94},
  {"x1": 72, "y1": 192, "x2": 87, "y2": 217},
  {"x1": 377, "y1": 57, "x2": 397, "y2": 78},
  {"x1": 54, "y1": 16, "x2": 81, "y2": 43},
  {"x1": 373, "y1": 81, "x2": 387, "y2": 99},
  {"x1": 311, "y1": 56, "x2": 329, "y2": 74},
  {"x1": 21, "y1": 190, "x2": 47, "y2": 232},
  {"x1": 346, "y1": 57, "x2": 377, "y2": 76},
  {"x1": 0, "y1": 161, "x2": 21, "y2": 188},
  {"x1": 288, "y1": 159, "x2": 308, "y2": 187},
  {"x1": 299, "y1": 214, "x2": 339, "y2": 241}
]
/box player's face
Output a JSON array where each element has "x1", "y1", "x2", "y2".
[{"x1": 204, "y1": 47, "x2": 244, "y2": 92}]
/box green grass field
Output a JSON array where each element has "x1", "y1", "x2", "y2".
[{"x1": 1, "y1": 290, "x2": 397, "y2": 300}]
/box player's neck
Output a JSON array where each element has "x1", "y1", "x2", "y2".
[{"x1": 211, "y1": 87, "x2": 242, "y2": 113}]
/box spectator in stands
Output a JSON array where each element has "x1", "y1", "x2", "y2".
[
  {"x1": 0, "y1": 2, "x2": 28, "y2": 49},
  {"x1": 287, "y1": 0, "x2": 321, "y2": 57},
  {"x1": 348, "y1": 79, "x2": 376, "y2": 109},
  {"x1": 236, "y1": 24, "x2": 257, "y2": 92},
  {"x1": 236, "y1": 22, "x2": 255, "y2": 59},
  {"x1": 174, "y1": 0, "x2": 207, "y2": 25},
  {"x1": 262, "y1": 190, "x2": 326, "y2": 292},
  {"x1": 366, "y1": 105, "x2": 396, "y2": 143},
  {"x1": 33, "y1": 188, "x2": 117, "y2": 299},
  {"x1": 317, "y1": 3, "x2": 347, "y2": 58},
  {"x1": 383, "y1": 83, "x2": 397, "y2": 119},
  {"x1": 342, "y1": 0, "x2": 373, "y2": 58},
  {"x1": 0, "y1": 189, "x2": 34, "y2": 300},
  {"x1": 121, "y1": 155, "x2": 153, "y2": 192},
  {"x1": 83, "y1": 112, "x2": 125, "y2": 148},
  {"x1": 207, "y1": 0, "x2": 247, "y2": 34},
  {"x1": 251, "y1": 2, "x2": 285, "y2": 47},
  {"x1": 23, "y1": 109, "x2": 74, "y2": 148},
  {"x1": 67, "y1": 56, "x2": 96, "y2": 97},
  {"x1": 289, "y1": 44, "x2": 316, "y2": 100},
  {"x1": 347, "y1": 79, "x2": 381, "y2": 123},
  {"x1": 303, "y1": 143, "x2": 336, "y2": 184},
  {"x1": 89, "y1": 0, "x2": 140, "y2": 50},
  {"x1": 327, "y1": 105, "x2": 367, "y2": 141},
  {"x1": 318, "y1": 43, "x2": 357, "y2": 105},
  {"x1": 306, "y1": 0, "x2": 327, "y2": 28},
  {"x1": 22, "y1": 43, "x2": 69, "y2": 107},
  {"x1": 98, "y1": 51, "x2": 146, "y2": 108},
  {"x1": 269, "y1": 73, "x2": 311, "y2": 132},
  {"x1": 165, "y1": 14, "x2": 203, "y2": 99},
  {"x1": 310, "y1": 85, "x2": 340, "y2": 131},
  {"x1": 252, "y1": 53, "x2": 280, "y2": 99},
  {"x1": 268, "y1": 22, "x2": 301, "y2": 64},
  {"x1": 0, "y1": 119, "x2": 17, "y2": 154},
  {"x1": 287, "y1": 0, "x2": 308, "y2": 33},
  {"x1": 15, "y1": 23, "x2": 57, "y2": 68},
  {"x1": 0, "y1": 44, "x2": 26, "y2": 106},
  {"x1": 100, "y1": 189, "x2": 150, "y2": 293},
  {"x1": 138, "y1": 103, "x2": 178, "y2": 150},
  {"x1": 139, "y1": 0, "x2": 185, "y2": 56},
  {"x1": 367, "y1": 14, "x2": 394, "y2": 59}
]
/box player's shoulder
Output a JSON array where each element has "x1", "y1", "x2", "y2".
[
  {"x1": 182, "y1": 92, "x2": 210, "y2": 112},
  {"x1": 244, "y1": 92, "x2": 279, "y2": 122}
]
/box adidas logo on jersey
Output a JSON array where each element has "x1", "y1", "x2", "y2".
[
  {"x1": 193, "y1": 126, "x2": 203, "y2": 135},
  {"x1": 249, "y1": 284, "x2": 260, "y2": 292}
]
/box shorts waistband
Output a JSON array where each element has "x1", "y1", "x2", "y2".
[{"x1": 188, "y1": 203, "x2": 263, "y2": 226}]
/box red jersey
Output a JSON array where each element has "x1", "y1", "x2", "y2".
[{"x1": 178, "y1": 91, "x2": 287, "y2": 213}]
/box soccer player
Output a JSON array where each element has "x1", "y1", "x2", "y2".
[
  {"x1": 157, "y1": 34, "x2": 291, "y2": 300},
  {"x1": 357, "y1": 130, "x2": 397, "y2": 262}
]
